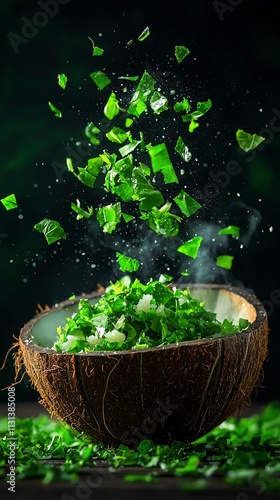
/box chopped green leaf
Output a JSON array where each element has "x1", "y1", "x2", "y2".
[
  {"x1": 239, "y1": 318, "x2": 249, "y2": 330},
  {"x1": 143, "y1": 202, "x2": 181, "y2": 237},
  {"x1": 106, "y1": 127, "x2": 129, "y2": 144},
  {"x1": 1, "y1": 193, "x2": 18, "y2": 211},
  {"x1": 189, "y1": 120, "x2": 199, "y2": 133},
  {"x1": 57, "y1": 73, "x2": 67, "y2": 89},
  {"x1": 125, "y1": 117, "x2": 134, "y2": 128},
  {"x1": 175, "y1": 136, "x2": 192, "y2": 162},
  {"x1": 119, "y1": 140, "x2": 141, "y2": 157},
  {"x1": 175, "y1": 45, "x2": 190, "y2": 63},
  {"x1": 218, "y1": 225, "x2": 240, "y2": 237},
  {"x1": 182, "y1": 99, "x2": 212, "y2": 124},
  {"x1": 48, "y1": 101, "x2": 62, "y2": 118},
  {"x1": 96, "y1": 202, "x2": 122, "y2": 233},
  {"x1": 174, "y1": 97, "x2": 190, "y2": 114},
  {"x1": 116, "y1": 252, "x2": 140, "y2": 272},
  {"x1": 34, "y1": 218, "x2": 67, "y2": 245},
  {"x1": 67, "y1": 157, "x2": 103, "y2": 188},
  {"x1": 150, "y1": 91, "x2": 168, "y2": 114},
  {"x1": 147, "y1": 143, "x2": 178, "y2": 184},
  {"x1": 158, "y1": 274, "x2": 173, "y2": 283},
  {"x1": 118, "y1": 75, "x2": 139, "y2": 81},
  {"x1": 181, "y1": 270, "x2": 190, "y2": 276},
  {"x1": 71, "y1": 200, "x2": 94, "y2": 220},
  {"x1": 173, "y1": 190, "x2": 201, "y2": 217},
  {"x1": 177, "y1": 237, "x2": 203, "y2": 259},
  {"x1": 122, "y1": 213, "x2": 135, "y2": 223},
  {"x1": 137, "y1": 27, "x2": 150, "y2": 41},
  {"x1": 88, "y1": 37, "x2": 104, "y2": 56},
  {"x1": 104, "y1": 92, "x2": 121, "y2": 120},
  {"x1": 236, "y1": 129, "x2": 265, "y2": 152},
  {"x1": 90, "y1": 70, "x2": 111, "y2": 90},
  {"x1": 216, "y1": 255, "x2": 234, "y2": 270},
  {"x1": 85, "y1": 122, "x2": 101, "y2": 146},
  {"x1": 127, "y1": 71, "x2": 156, "y2": 117}
]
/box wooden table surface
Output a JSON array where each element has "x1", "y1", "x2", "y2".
[{"x1": 0, "y1": 402, "x2": 279, "y2": 500}]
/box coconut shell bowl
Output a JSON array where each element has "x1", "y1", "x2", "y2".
[{"x1": 18, "y1": 284, "x2": 269, "y2": 447}]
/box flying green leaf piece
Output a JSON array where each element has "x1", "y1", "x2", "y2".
[
  {"x1": 216, "y1": 255, "x2": 234, "y2": 270},
  {"x1": 125, "y1": 117, "x2": 134, "y2": 128},
  {"x1": 118, "y1": 75, "x2": 139, "y2": 81},
  {"x1": 34, "y1": 218, "x2": 67, "y2": 245},
  {"x1": 150, "y1": 91, "x2": 168, "y2": 114},
  {"x1": 106, "y1": 127, "x2": 129, "y2": 144},
  {"x1": 173, "y1": 190, "x2": 201, "y2": 217},
  {"x1": 88, "y1": 37, "x2": 104, "y2": 56},
  {"x1": 1, "y1": 193, "x2": 18, "y2": 211},
  {"x1": 159, "y1": 274, "x2": 173, "y2": 283},
  {"x1": 104, "y1": 92, "x2": 121, "y2": 120},
  {"x1": 85, "y1": 122, "x2": 101, "y2": 145},
  {"x1": 137, "y1": 26, "x2": 150, "y2": 41},
  {"x1": 175, "y1": 45, "x2": 190, "y2": 63},
  {"x1": 127, "y1": 71, "x2": 156, "y2": 117},
  {"x1": 119, "y1": 139, "x2": 141, "y2": 157},
  {"x1": 218, "y1": 225, "x2": 240, "y2": 237},
  {"x1": 71, "y1": 200, "x2": 94, "y2": 220},
  {"x1": 116, "y1": 252, "x2": 140, "y2": 272},
  {"x1": 182, "y1": 99, "x2": 212, "y2": 133},
  {"x1": 189, "y1": 121, "x2": 199, "y2": 133},
  {"x1": 177, "y1": 237, "x2": 203, "y2": 259},
  {"x1": 57, "y1": 73, "x2": 67, "y2": 89},
  {"x1": 122, "y1": 213, "x2": 134, "y2": 223},
  {"x1": 90, "y1": 70, "x2": 111, "y2": 90},
  {"x1": 142, "y1": 202, "x2": 181, "y2": 237},
  {"x1": 67, "y1": 157, "x2": 103, "y2": 188},
  {"x1": 181, "y1": 270, "x2": 190, "y2": 276},
  {"x1": 147, "y1": 143, "x2": 178, "y2": 184},
  {"x1": 48, "y1": 101, "x2": 62, "y2": 118},
  {"x1": 174, "y1": 97, "x2": 190, "y2": 114},
  {"x1": 175, "y1": 136, "x2": 192, "y2": 162},
  {"x1": 96, "y1": 202, "x2": 122, "y2": 233},
  {"x1": 236, "y1": 129, "x2": 265, "y2": 152}
]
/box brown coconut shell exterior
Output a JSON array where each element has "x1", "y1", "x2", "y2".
[{"x1": 18, "y1": 284, "x2": 269, "y2": 447}]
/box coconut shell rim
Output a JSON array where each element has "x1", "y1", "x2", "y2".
[{"x1": 20, "y1": 283, "x2": 267, "y2": 356}]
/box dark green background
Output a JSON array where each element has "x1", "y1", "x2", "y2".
[{"x1": 1, "y1": 0, "x2": 279, "y2": 403}]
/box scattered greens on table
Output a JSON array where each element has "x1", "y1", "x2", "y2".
[
  {"x1": 52, "y1": 275, "x2": 249, "y2": 353},
  {"x1": 0, "y1": 402, "x2": 279, "y2": 490}
]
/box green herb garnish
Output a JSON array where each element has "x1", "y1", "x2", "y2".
[
  {"x1": 0, "y1": 193, "x2": 18, "y2": 211},
  {"x1": 48, "y1": 101, "x2": 62, "y2": 118},
  {"x1": 216, "y1": 255, "x2": 234, "y2": 270},
  {"x1": 53, "y1": 275, "x2": 246, "y2": 353},
  {"x1": 218, "y1": 225, "x2": 240, "y2": 237},
  {"x1": 57, "y1": 73, "x2": 67, "y2": 89},
  {"x1": 175, "y1": 45, "x2": 190, "y2": 63},
  {"x1": 177, "y1": 237, "x2": 203, "y2": 259},
  {"x1": 236, "y1": 129, "x2": 265, "y2": 152},
  {"x1": 90, "y1": 70, "x2": 111, "y2": 90},
  {"x1": 116, "y1": 252, "x2": 140, "y2": 272},
  {"x1": 88, "y1": 37, "x2": 104, "y2": 56},
  {"x1": 137, "y1": 26, "x2": 150, "y2": 42},
  {"x1": 34, "y1": 218, "x2": 67, "y2": 245}
]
